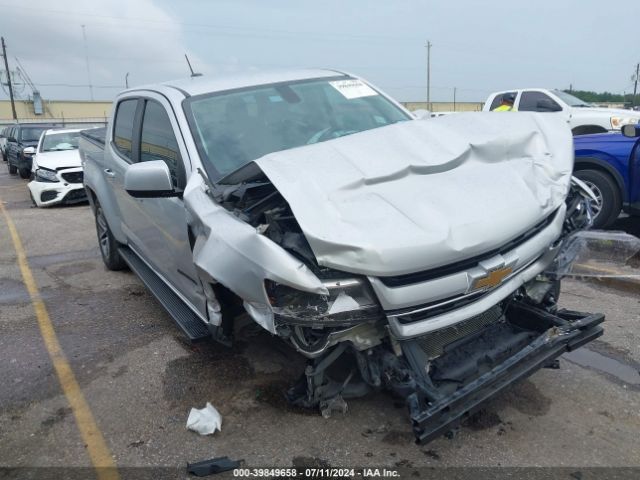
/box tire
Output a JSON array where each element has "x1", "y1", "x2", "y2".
[
  {"x1": 18, "y1": 167, "x2": 30, "y2": 179},
  {"x1": 7, "y1": 159, "x2": 17, "y2": 174},
  {"x1": 95, "y1": 203, "x2": 128, "y2": 271},
  {"x1": 574, "y1": 169, "x2": 621, "y2": 229}
]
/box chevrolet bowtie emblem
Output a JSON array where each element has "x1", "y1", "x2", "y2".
[{"x1": 470, "y1": 265, "x2": 513, "y2": 291}]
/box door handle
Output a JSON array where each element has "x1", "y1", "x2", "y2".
[{"x1": 104, "y1": 168, "x2": 116, "y2": 177}]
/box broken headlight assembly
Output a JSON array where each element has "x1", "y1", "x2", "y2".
[
  {"x1": 265, "y1": 278, "x2": 382, "y2": 326},
  {"x1": 34, "y1": 167, "x2": 59, "y2": 183}
]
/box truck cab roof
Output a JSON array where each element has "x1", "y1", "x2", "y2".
[{"x1": 122, "y1": 68, "x2": 348, "y2": 98}]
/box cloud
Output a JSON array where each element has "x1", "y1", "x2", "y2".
[{"x1": 3, "y1": 0, "x2": 207, "y2": 100}]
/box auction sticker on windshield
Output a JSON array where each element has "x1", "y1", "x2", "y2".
[{"x1": 329, "y1": 79, "x2": 378, "y2": 99}]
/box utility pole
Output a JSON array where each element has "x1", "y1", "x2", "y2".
[
  {"x1": 633, "y1": 63, "x2": 639, "y2": 108},
  {"x1": 453, "y1": 87, "x2": 457, "y2": 112},
  {"x1": 1, "y1": 37, "x2": 17, "y2": 121},
  {"x1": 125, "y1": 72, "x2": 129, "y2": 89},
  {"x1": 426, "y1": 41, "x2": 432, "y2": 111},
  {"x1": 81, "y1": 25, "x2": 94, "y2": 101}
]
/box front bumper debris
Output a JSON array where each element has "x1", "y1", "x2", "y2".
[
  {"x1": 28, "y1": 167, "x2": 87, "y2": 207},
  {"x1": 287, "y1": 300, "x2": 603, "y2": 444},
  {"x1": 407, "y1": 302, "x2": 604, "y2": 443}
]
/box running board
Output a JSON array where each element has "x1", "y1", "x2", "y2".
[{"x1": 118, "y1": 247, "x2": 211, "y2": 342}]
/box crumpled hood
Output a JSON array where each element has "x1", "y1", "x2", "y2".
[
  {"x1": 255, "y1": 113, "x2": 573, "y2": 277},
  {"x1": 35, "y1": 149, "x2": 82, "y2": 170}
]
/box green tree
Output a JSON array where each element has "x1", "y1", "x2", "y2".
[{"x1": 564, "y1": 90, "x2": 627, "y2": 103}]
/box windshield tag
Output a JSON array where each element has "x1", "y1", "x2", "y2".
[{"x1": 329, "y1": 79, "x2": 378, "y2": 99}]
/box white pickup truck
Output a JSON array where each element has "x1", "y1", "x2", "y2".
[{"x1": 484, "y1": 88, "x2": 640, "y2": 135}]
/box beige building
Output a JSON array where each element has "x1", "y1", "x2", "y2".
[
  {"x1": 0, "y1": 99, "x2": 112, "y2": 125},
  {"x1": 1, "y1": 98, "x2": 484, "y2": 125}
]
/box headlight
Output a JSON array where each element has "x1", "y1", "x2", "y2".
[
  {"x1": 35, "y1": 167, "x2": 59, "y2": 183},
  {"x1": 610, "y1": 116, "x2": 640, "y2": 129},
  {"x1": 265, "y1": 278, "x2": 382, "y2": 325}
]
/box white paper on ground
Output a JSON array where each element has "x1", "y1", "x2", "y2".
[{"x1": 186, "y1": 402, "x2": 222, "y2": 435}]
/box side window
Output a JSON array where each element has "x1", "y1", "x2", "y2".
[
  {"x1": 489, "y1": 92, "x2": 517, "y2": 110},
  {"x1": 519, "y1": 92, "x2": 562, "y2": 112},
  {"x1": 140, "y1": 100, "x2": 181, "y2": 187},
  {"x1": 113, "y1": 99, "x2": 138, "y2": 160}
]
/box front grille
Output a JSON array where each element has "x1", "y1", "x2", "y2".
[
  {"x1": 62, "y1": 189, "x2": 88, "y2": 203},
  {"x1": 61, "y1": 171, "x2": 83, "y2": 183},
  {"x1": 416, "y1": 305, "x2": 504, "y2": 359},
  {"x1": 378, "y1": 209, "x2": 559, "y2": 288},
  {"x1": 40, "y1": 191, "x2": 58, "y2": 202}
]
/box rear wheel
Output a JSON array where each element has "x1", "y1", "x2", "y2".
[
  {"x1": 7, "y1": 160, "x2": 16, "y2": 174},
  {"x1": 574, "y1": 169, "x2": 621, "y2": 229},
  {"x1": 95, "y1": 203, "x2": 127, "y2": 271}
]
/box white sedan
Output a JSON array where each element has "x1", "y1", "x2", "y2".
[{"x1": 27, "y1": 128, "x2": 88, "y2": 207}]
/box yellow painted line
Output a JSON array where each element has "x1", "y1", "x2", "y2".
[{"x1": 0, "y1": 200, "x2": 119, "y2": 480}]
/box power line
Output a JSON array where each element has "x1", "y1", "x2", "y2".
[
  {"x1": 0, "y1": 3, "x2": 416, "y2": 43},
  {"x1": 32, "y1": 83, "x2": 122, "y2": 89}
]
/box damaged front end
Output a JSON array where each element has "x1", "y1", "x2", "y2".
[
  {"x1": 239, "y1": 177, "x2": 603, "y2": 443},
  {"x1": 184, "y1": 114, "x2": 607, "y2": 444}
]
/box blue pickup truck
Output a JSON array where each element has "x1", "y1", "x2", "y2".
[{"x1": 573, "y1": 125, "x2": 640, "y2": 228}]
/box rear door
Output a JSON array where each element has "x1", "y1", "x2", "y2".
[
  {"x1": 517, "y1": 91, "x2": 563, "y2": 112},
  {"x1": 103, "y1": 97, "x2": 142, "y2": 241},
  {"x1": 117, "y1": 92, "x2": 206, "y2": 318}
]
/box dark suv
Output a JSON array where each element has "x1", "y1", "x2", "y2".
[{"x1": 6, "y1": 123, "x2": 59, "y2": 178}]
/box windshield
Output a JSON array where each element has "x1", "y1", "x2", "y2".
[
  {"x1": 41, "y1": 131, "x2": 80, "y2": 152},
  {"x1": 552, "y1": 90, "x2": 591, "y2": 107},
  {"x1": 20, "y1": 127, "x2": 47, "y2": 142},
  {"x1": 183, "y1": 76, "x2": 411, "y2": 181}
]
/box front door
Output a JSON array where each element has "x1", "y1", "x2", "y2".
[{"x1": 116, "y1": 93, "x2": 207, "y2": 318}]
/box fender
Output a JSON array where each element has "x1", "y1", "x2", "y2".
[{"x1": 573, "y1": 156, "x2": 627, "y2": 203}]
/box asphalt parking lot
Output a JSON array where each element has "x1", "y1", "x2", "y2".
[{"x1": 1, "y1": 167, "x2": 639, "y2": 476}]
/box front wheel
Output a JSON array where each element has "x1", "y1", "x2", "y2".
[
  {"x1": 18, "y1": 167, "x2": 30, "y2": 179},
  {"x1": 574, "y1": 169, "x2": 621, "y2": 229},
  {"x1": 95, "y1": 204, "x2": 128, "y2": 271}
]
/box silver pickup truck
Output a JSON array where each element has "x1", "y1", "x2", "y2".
[{"x1": 80, "y1": 69, "x2": 603, "y2": 443}]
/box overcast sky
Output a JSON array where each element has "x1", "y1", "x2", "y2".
[{"x1": 1, "y1": 0, "x2": 638, "y2": 103}]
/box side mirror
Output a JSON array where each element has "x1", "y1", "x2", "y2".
[
  {"x1": 412, "y1": 109, "x2": 431, "y2": 120},
  {"x1": 124, "y1": 160, "x2": 176, "y2": 198},
  {"x1": 23, "y1": 146, "x2": 36, "y2": 155},
  {"x1": 621, "y1": 124, "x2": 640, "y2": 138}
]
